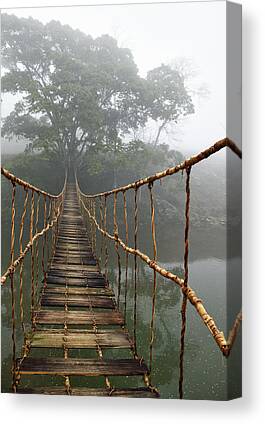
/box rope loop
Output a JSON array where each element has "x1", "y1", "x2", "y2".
[{"x1": 148, "y1": 181, "x2": 154, "y2": 190}]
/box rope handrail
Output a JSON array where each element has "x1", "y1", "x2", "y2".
[
  {"x1": 1, "y1": 167, "x2": 66, "y2": 199},
  {"x1": 1, "y1": 170, "x2": 67, "y2": 286},
  {"x1": 1, "y1": 202, "x2": 63, "y2": 285},
  {"x1": 77, "y1": 192, "x2": 241, "y2": 357},
  {"x1": 78, "y1": 137, "x2": 242, "y2": 198}
]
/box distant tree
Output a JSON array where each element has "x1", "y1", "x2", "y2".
[
  {"x1": 1, "y1": 14, "x2": 147, "y2": 169},
  {"x1": 146, "y1": 64, "x2": 194, "y2": 145}
]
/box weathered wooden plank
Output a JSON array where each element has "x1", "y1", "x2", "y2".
[
  {"x1": 35, "y1": 310, "x2": 124, "y2": 325},
  {"x1": 17, "y1": 358, "x2": 148, "y2": 376},
  {"x1": 31, "y1": 328, "x2": 127, "y2": 333},
  {"x1": 44, "y1": 287, "x2": 113, "y2": 296},
  {"x1": 50, "y1": 264, "x2": 99, "y2": 272},
  {"x1": 30, "y1": 330, "x2": 131, "y2": 348},
  {"x1": 49, "y1": 269, "x2": 100, "y2": 281},
  {"x1": 41, "y1": 295, "x2": 115, "y2": 308},
  {"x1": 58, "y1": 228, "x2": 86, "y2": 232},
  {"x1": 18, "y1": 387, "x2": 159, "y2": 398},
  {"x1": 45, "y1": 276, "x2": 105, "y2": 287},
  {"x1": 55, "y1": 245, "x2": 90, "y2": 252},
  {"x1": 47, "y1": 274, "x2": 100, "y2": 281},
  {"x1": 57, "y1": 237, "x2": 88, "y2": 244},
  {"x1": 52, "y1": 258, "x2": 94, "y2": 264},
  {"x1": 54, "y1": 251, "x2": 92, "y2": 257}
]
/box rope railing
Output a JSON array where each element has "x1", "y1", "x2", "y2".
[
  {"x1": 76, "y1": 137, "x2": 242, "y2": 399},
  {"x1": 1, "y1": 166, "x2": 66, "y2": 391}
]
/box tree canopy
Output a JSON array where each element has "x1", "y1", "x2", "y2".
[{"x1": 1, "y1": 13, "x2": 194, "y2": 170}]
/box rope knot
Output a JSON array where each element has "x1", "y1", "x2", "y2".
[{"x1": 148, "y1": 181, "x2": 153, "y2": 190}]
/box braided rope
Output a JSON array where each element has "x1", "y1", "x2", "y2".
[
  {"x1": 80, "y1": 138, "x2": 241, "y2": 198},
  {"x1": 122, "y1": 191, "x2": 129, "y2": 324},
  {"x1": 148, "y1": 182, "x2": 158, "y2": 375},
  {"x1": 10, "y1": 183, "x2": 17, "y2": 391},
  {"x1": 133, "y1": 188, "x2": 139, "y2": 357},
  {"x1": 179, "y1": 167, "x2": 191, "y2": 399},
  {"x1": 104, "y1": 196, "x2": 109, "y2": 281},
  {"x1": 113, "y1": 192, "x2": 122, "y2": 308},
  {"x1": 18, "y1": 188, "x2": 29, "y2": 334}
]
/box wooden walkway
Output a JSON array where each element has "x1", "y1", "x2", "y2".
[{"x1": 17, "y1": 183, "x2": 158, "y2": 397}]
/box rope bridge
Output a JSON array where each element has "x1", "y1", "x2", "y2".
[{"x1": 1, "y1": 137, "x2": 242, "y2": 398}]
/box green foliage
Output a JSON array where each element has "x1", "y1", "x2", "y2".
[{"x1": 1, "y1": 14, "x2": 194, "y2": 169}]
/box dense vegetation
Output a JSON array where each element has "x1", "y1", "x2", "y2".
[{"x1": 1, "y1": 13, "x2": 194, "y2": 173}]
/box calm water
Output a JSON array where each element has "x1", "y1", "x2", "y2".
[{"x1": 1, "y1": 225, "x2": 241, "y2": 399}]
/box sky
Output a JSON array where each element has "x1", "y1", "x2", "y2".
[{"x1": 0, "y1": 0, "x2": 227, "y2": 154}]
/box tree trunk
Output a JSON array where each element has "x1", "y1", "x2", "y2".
[{"x1": 154, "y1": 121, "x2": 167, "y2": 146}]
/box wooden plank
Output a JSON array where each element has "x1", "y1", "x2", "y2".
[
  {"x1": 30, "y1": 330, "x2": 131, "y2": 348},
  {"x1": 17, "y1": 358, "x2": 149, "y2": 376},
  {"x1": 46, "y1": 274, "x2": 101, "y2": 281},
  {"x1": 54, "y1": 251, "x2": 92, "y2": 257},
  {"x1": 30, "y1": 328, "x2": 129, "y2": 334},
  {"x1": 44, "y1": 287, "x2": 113, "y2": 296},
  {"x1": 49, "y1": 264, "x2": 98, "y2": 272},
  {"x1": 58, "y1": 230, "x2": 86, "y2": 234},
  {"x1": 52, "y1": 258, "x2": 96, "y2": 266},
  {"x1": 45, "y1": 276, "x2": 105, "y2": 287},
  {"x1": 35, "y1": 310, "x2": 124, "y2": 325},
  {"x1": 41, "y1": 295, "x2": 115, "y2": 308},
  {"x1": 50, "y1": 263, "x2": 98, "y2": 269},
  {"x1": 48, "y1": 269, "x2": 101, "y2": 277},
  {"x1": 57, "y1": 237, "x2": 88, "y2": 243},
  {"x1": 55, "y1": 245, "x2": 90, "y2": 252},
  {"x1": 18, "y1": 387, "x2": 159, "y2": 398}
]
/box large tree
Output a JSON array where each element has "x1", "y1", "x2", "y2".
[{"x1": 1, "y1": 14, "x2": 147, "y2": 169}]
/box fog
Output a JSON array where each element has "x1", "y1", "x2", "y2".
[{"x1": 1, "y1": 1, "x2": 226, "y2": 156}]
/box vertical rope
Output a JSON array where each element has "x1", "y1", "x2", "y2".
[
  {"x1": 93, "y1": 199, "x2": 96, "y2": 253},
  {"x1": 148, "y1": 182, "x2": 158, "y2": 375},
  {"x1": 10, "y1": 182, "x2": 17, "y2": 392},
  {"x1": 54, "y1": 198, "x2": 60, "y2": 251},
  {"x1": 179, "y1": 167, "x2": 191, "y2": 399},
  {"x1": 34, "y1": 193, "x2": 41, "y2": 304},
  {"x1": 19, "y1": 188, "x2": 29, "y2": 334},
  {"x1": 113, "y1": 192, "x2": 121, "y2": 308},
  {"x1": 104, "y1": 195, "x2": 109, "y2": 281},
  {"x1": 29, "y1": 190, "x2": 35, "y2": 328},
  {"x1": 122, "y1": 191, "x2": 129, "y2": 324},
  {"x1": 51, "y1": 199, "x2": 57, "y2": 258},
  {"x1": 133, "y1": 187, "x2": 139, "y2": 356},
  {"x1": 89, "y1": 199, "x2": 93, "y2": 251},
  {"x1": 42, "y1": 196, "x2": 48, "y2": 289},
  {"x1": 47, "y1": 198, "x2": 52, "y2": 263},
  {"x1": 99, "y1": 197, "x2": 104, "y2": 268}
]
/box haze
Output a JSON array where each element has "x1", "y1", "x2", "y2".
[{"x1": 1, "y1": 1, "x2": 226, "y2": 155}]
